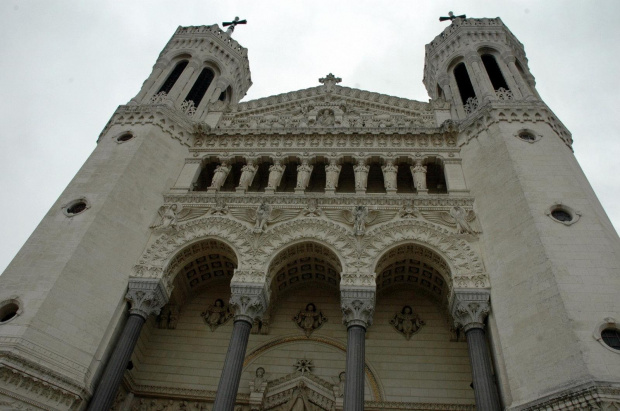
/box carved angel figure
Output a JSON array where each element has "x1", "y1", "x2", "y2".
[
  {"x1": 229, "y1": 203, "x2": 298, "y2": 232},
  {"x1": 150, "y1": 204, "x2": 180, "y2": 230},
  {"x1": 324, "y1": 206, "x2": 395, "y2": 236},
  {"x1": 390, "y1": 305, "x2": 425, "y2": 340},
  {"x1": 267, "y1": 162, "x2": 285, "y2": 190},
  {"x1": 209, "y1": 161, "x2": 231, "y2": 190},
  {"x1": 421, "y1": 206, "x2": 479, "y2": 235},
  {"x1": 352, "y1": 205, "x2": 368, "y2": 235},
  {"x1": 354, "y1": 160, "x2": 369, "y2": 190},
  {"x1": 238, "y1": 160, "x2": 257, "y2": 190},
  {"x1": 293, "y1": 303, "x2": 327, "y2": 337},
  {"x1": 382, "y1": 161, "x2": 398, "y2": 190},
  {"x1": 201, "y1": 299, "x2": 233, "y2": 331},
  {"x1": 210, "y1": 197, "x2": 228, "y2": 215},
  {"x1": 302, "y1": 198, "x2": 321, "y2": 217},
  {"x1": 399, "y1": 200, "x2": 420, "y2": 219},
  {"x1": 296, "y1": 161, "x2": 313, "y2": 190},
  {"x1": 325, "y1": 161, "x2": 341, "y2": 189},
  {"x1": 411, "y1": 160, "x2": 427, "y2": 190},
  {"x1": 254, "y1": 202, "x2": 271, "y2": 232}
]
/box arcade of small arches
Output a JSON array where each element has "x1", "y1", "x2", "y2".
[{"x1": 193, "y1": 155, "x2": 448, "y2": 194}]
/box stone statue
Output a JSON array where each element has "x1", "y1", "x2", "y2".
[
  {"x1": 151, "y1": 204, "x2": 180, "y2": 230},
  {"x1": 249, "y1": 367, "x2": 267, "y2": 393},
  {"x1": 302, "y1": 198, "x2": 321, "y2": 217},
  {"x1": 295, "y1": 160, "x2": 313, "y2": 190},
  {"x1": 211, "y1": 197, "x2": 228, "y2": 215},
  {"x1": 201, "y1": 299, "x2": 233, "y2": 331},
  {"x1": 267, "y1": 161, "x2": 285, "y2": 190},
  {"x1": 238, "y1": 160, "x2": 257, "y2": 190},
  {"x1": 399, "y1": 200, "x2": 420, "y2": 219},
  {"x1": 333, "y1": 372, "x2": 346, "y2": 398},
  {"x1": 209, "y1": 161, "x2": 231, "y2": 190},
  {"x1": 354, "y1": 160, "x2": 369, "y2": 190},
  {"x1": 411, "y1": 160, "x2": 427, "y2": 190},
  {"x1": 450, "y1": 206, "x2": 477, "y2": 235},
  {"x1": 293, "y1": 303, "x2": 327, "y2": 337},
  {"x1": 254, "y1": 202, "x2": 272, "y2": 232},
  {"x1": 390, "y1": 305, "x2": 425, "y2": 340},
  {"x1": 325, "y1": 161, "x2": 341, "y2": 190},
  {"x1": 353, "y1": 205, "x2": 368, "y2": 236},
  {"x1": 316, "y1": 109, "x2": 335, "y2": 126},
  {"x1": 382, "y1": 160, "x2": 398, "y2": 190}
]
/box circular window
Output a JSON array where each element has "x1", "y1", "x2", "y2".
[
  {"x1": 602, "y1": 328, "x2": 620, "y2": 350},
  {"x1": 62, "y1": 198, "x2": 90, "y2": 217},
  {"x1": 518, "y1": 131, "x2": 536, "y2": 142},
  {"x1": 551, "y1": 209, "x2": 572, "y2": 222},
  {"x1": 117, "y1": 133, "x2": 133, "y2": 142},
  {"x1": 0, "y1": 301, "x2": 20, "y2": 324}
]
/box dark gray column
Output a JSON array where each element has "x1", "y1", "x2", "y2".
[
  {"x1": 88, "y1": 279, "x2": 168, "y2": 411},
  {"x1": 466, "y1": 327, "x2": 501, "y2": 410},
  {"x1": 451, "y1": 290, "x2": 501, "y2": 411},
  {"x1": 212, "y1": 319, "x2": 252, "y2": 411},
  {"x1": 341, "y1": 287, "x2": 375, "y2": 411},
  {"x1": 87, "y1": 314, "x2": 145, "y2": 411},
  {"x1": 213, "y1": 282, "x2": 268, "y2": 411}
]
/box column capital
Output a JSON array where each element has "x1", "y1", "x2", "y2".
[
  {"x1": 230, "y1": 283, "x2": 269, "y2": 324},
  {"x1": 126, "y1": 278, "x2": 169, "y2": 320},
  {"x1": 451, "y1": 289, "x2": 491, "y2": 332},
  {"x1": 341, "y1": 288, "x2": 375, "y2": 329}
]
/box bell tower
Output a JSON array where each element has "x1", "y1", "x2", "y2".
[{"x1": 426, "y1": 16, "x2": 620, "y2": 409}]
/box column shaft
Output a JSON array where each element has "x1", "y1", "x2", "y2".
[
  {"x1": 213, "y1": 319, "x2": 253, "y2": 411},
  {"x1": 465, "y1": 328, "x2": 501, "y2": 411},
  {"x1": 344, "y1": 325, "x2": 366, "y2": 411},
  {"x1": 87, "y1": 314, "x2": 145, "y2": 411}
]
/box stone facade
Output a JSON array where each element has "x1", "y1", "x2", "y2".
[{"x1": 1, "y1": 16, "x2": 620, "y2": 411}]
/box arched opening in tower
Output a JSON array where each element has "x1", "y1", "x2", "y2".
[
  {"x1": 453, "y1": 63, "x2": 476, "y2": 105},
  {"x1": 157, "y1": 59, "x2": 189, "y2": 95},
  {"x1": 481, "y1": 54, "x2": 509, "y2": 91},
  {"x1": 185, "y1": 67, "x2": 215, "y2": 108}
]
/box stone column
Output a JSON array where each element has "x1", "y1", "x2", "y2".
[
  {"x1": 172, "y1": 60, "x2": 200, "y2": 105},
  {"x1": 132, "y1": 61, "x2": 166, "y2": 104},
  {"x1": 213, "y1": 283, "x2": 268, "y2": 411},
  {"x1": 341, "y1": 288, "x2": 375, "y2": 411},
  {"x1": 451, "y1": 290, "x2": 501, "y2": 411},
  {"x1": 87, "y1": 279, "x2": 168, "y2": 411},
  {"x1": 503, "y1": 54, "x2": 535, "y2": 100},
  {"x1": 465, "y1": 52, "x2": 493, "y2": 103}
]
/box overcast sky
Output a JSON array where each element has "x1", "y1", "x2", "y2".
[{"x1": 1, "y1": 1, "x2": 619, "y2": 274}]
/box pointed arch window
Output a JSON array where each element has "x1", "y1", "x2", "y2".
[
  {"x1": 157, "y1": 60, "x2": 188, "y2": 95},
  {"x1": 453, "y1": 63, "x2": 476, "y2": 104},
  {"x1": 481, "y1": 54, "x2": 509, "y2": 91},
  {"x1": 185, "y1": 67, "x2": 215, "y2": 108}
]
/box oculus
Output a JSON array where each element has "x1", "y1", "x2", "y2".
[
  {"x1": 546, "y1": 202, "x2": 581, "y2": 226},
  {"x1": 62, "y1": 197, "x2": 90, "y2": 217}
]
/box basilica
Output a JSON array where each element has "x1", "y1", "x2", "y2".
[{"x1": 0, "y1": 15, "x2": 619, "y2": 411}]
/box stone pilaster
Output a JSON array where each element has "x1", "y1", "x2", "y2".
[
  {"x1": 213, "y1": 283, "x2": 268, "y2": 411},
  {"x1": 451, "y1": 290, "x2": 501, "y2": 411},
  {"x1": 88, "y1": 279, "x2": 168, "y2": 411},
  {"x1": 341, "y1": 288, "x2": 375, "y2": 411}
]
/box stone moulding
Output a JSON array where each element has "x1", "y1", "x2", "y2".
[{"x1": 512, "y1": 383, "x2": 620, "y2": 410}]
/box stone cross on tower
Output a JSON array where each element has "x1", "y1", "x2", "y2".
[
  {"x1": 319, "y1": 73, "x2": 342, "y2": 92},
  {"x1": 439, "y1": 11, "x2": 466, "y2": 22},
  {"x1": 223, "y1": 16, "x2": 247, "y2": 34}
]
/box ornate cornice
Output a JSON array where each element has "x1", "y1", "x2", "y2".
[
  {"x1": 126, "y1": 279, "x2": 169, "y2": 320},
  {"x1": 341, "y1": 288, "x2": 375, "y2": 328},
  {"x1": 512, "y1": 382, "x2": 620, "y2": 410},
  {"x1": 450, "y1": 289, "x2": 491, "y2": 332}
]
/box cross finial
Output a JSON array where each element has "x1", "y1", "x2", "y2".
[
  {"x1": 222, "y1": 16, "x2": 247, "y2": 34},
  {"x1": 439, "y1": 11, "x2": 466, "y2": 22},
  {"x1": 319, "y1": 73, "x2": 342, "y2": 89}
]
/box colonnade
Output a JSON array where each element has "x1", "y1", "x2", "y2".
[{"x1": 87, "y1": 279, "x2": 500, "y2": 411}]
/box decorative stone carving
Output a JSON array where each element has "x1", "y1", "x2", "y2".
[
  {"x1": 332, "y1": 372, "x2": 346, "y2": 398},
  {"x1": 390, "y1": 306, "x2": 425, "y2": 340},
  {"x1": 267, "y1": 161, "x2": 285, "y2": 191},
  {"x1": 229, "y1": 202, "x2": 299, "y2": 233},
  {"x1": 293, "y1": 358, "x2": 313, "y2": 375},
  {"x1": 238, "y1": 160, "x2": 257, "y2": 190},
  {"x1": 381, "y1": 160, "x2": 398, "y2": 191},
  {"x1": 324, "y1": 206, "x2": 395, "y2": 236},
  {"x1": 126, "y1": 279, "x2": 169, "y2": 319},
  {"x1": 158, "y1": 304, "x2": 180, "y2": 329},
  {"x1": 411, "y1": 160, "x2": 427, "y2": 190},
  {"x1": 150, "y1": 203, "x2": 201, "y2": 231},
  {"x1": 210, "y1": 197, "x2": 229, "y2": 215},
  {"x1": 341, "y1": 288, "x2": 375, "y2": 328},
  {"x1": 201, "y1": 299, "x2": 234, "y2": 331},
  {"x1": 301, "y1": 198, "x2": 322, "y2": 217},
  {"x1": 325, "y1": 160, "x2": 341, "y2": 190},
  {"x1": 353, "y1": 159, "x2": 369, "y2": 191},
  {"x1": 295, "y1": 160, "x2": 313, "y2": 190},
  {"x1": 451, "y1": 290, "x2": 491, "y2": 332},
  {"x1": 229, "y1": 284, "x2": 268, "y2": 324},
  {"x1": 399, "y1": 200, "x2": 420, "y2": 219},
  {"x1": 209, "y1": 161, "x2": 231, "y2": 191},
  {"x1": 293, "y1": 303, "x2": 328, "y2": 337},
  {"x1": 420, "y1": 206, "x2": 480, "y2": 235},
  {"x1": 249, "y1": 367, "x2": 268, "y2": 411},
  {"x1": 180, "y1": 100, "x2": 197, "y2": 117}
]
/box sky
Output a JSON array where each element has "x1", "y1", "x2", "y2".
[{"x1": 1, "y1": 1, "x2": 619, "y2": 274}]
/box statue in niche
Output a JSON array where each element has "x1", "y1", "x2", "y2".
[
  {"x1": 316, "y1": 108, "x2": 335, "y2": 126},
  {"x1": 293, "y1": 303, "x2": 327, "y2": 337},
  {"x1": 296, "y1": 160, "x2": 313, "y2": 190},
  {"x1": 249, "y1": 367, "x2": 268, "y2": 393},
  {"x1": 332, "y1": 372, "x2": 346, "y2": 398},
  {"x1": 267, "y1": 161, "x2": 285, "y2": 190},
  {"x1": 209, "y1": 161, "x2": 231, "y2": 190},
  {"x1": 410, "y1": 160, "x2": 427, "y2": 190},
  {"x1": 390, "y1": 305, "x2": 425, "y2": 340},
  {"x1": 158, "y1": 304, "x2": 179, "y2": 329},
  {"x1": 201, "y1": 299, "x2": 233, "y2": 331},
  {"x1": 382, "y1": 160, "x2": 398, "y2": 190},
  {"x1": 354, "y1": 160, "x2": 369, "y2": 190},
  {"x1": 238, "y1": 160, "x2": 257, "y2": 190},
  {"x1": 325, "y1": 161, "x2": 341, "y2": 190}
]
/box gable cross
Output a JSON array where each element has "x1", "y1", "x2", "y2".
[
  {"x1": 223, "y1": 16, "x2": 247, "y2": 34},
  {"x1": 319, "y1": 73, "x2": 342, "y2": 91},
  {"x1": 439, "y1": 11, "x2": 466, "y2": 22}
]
